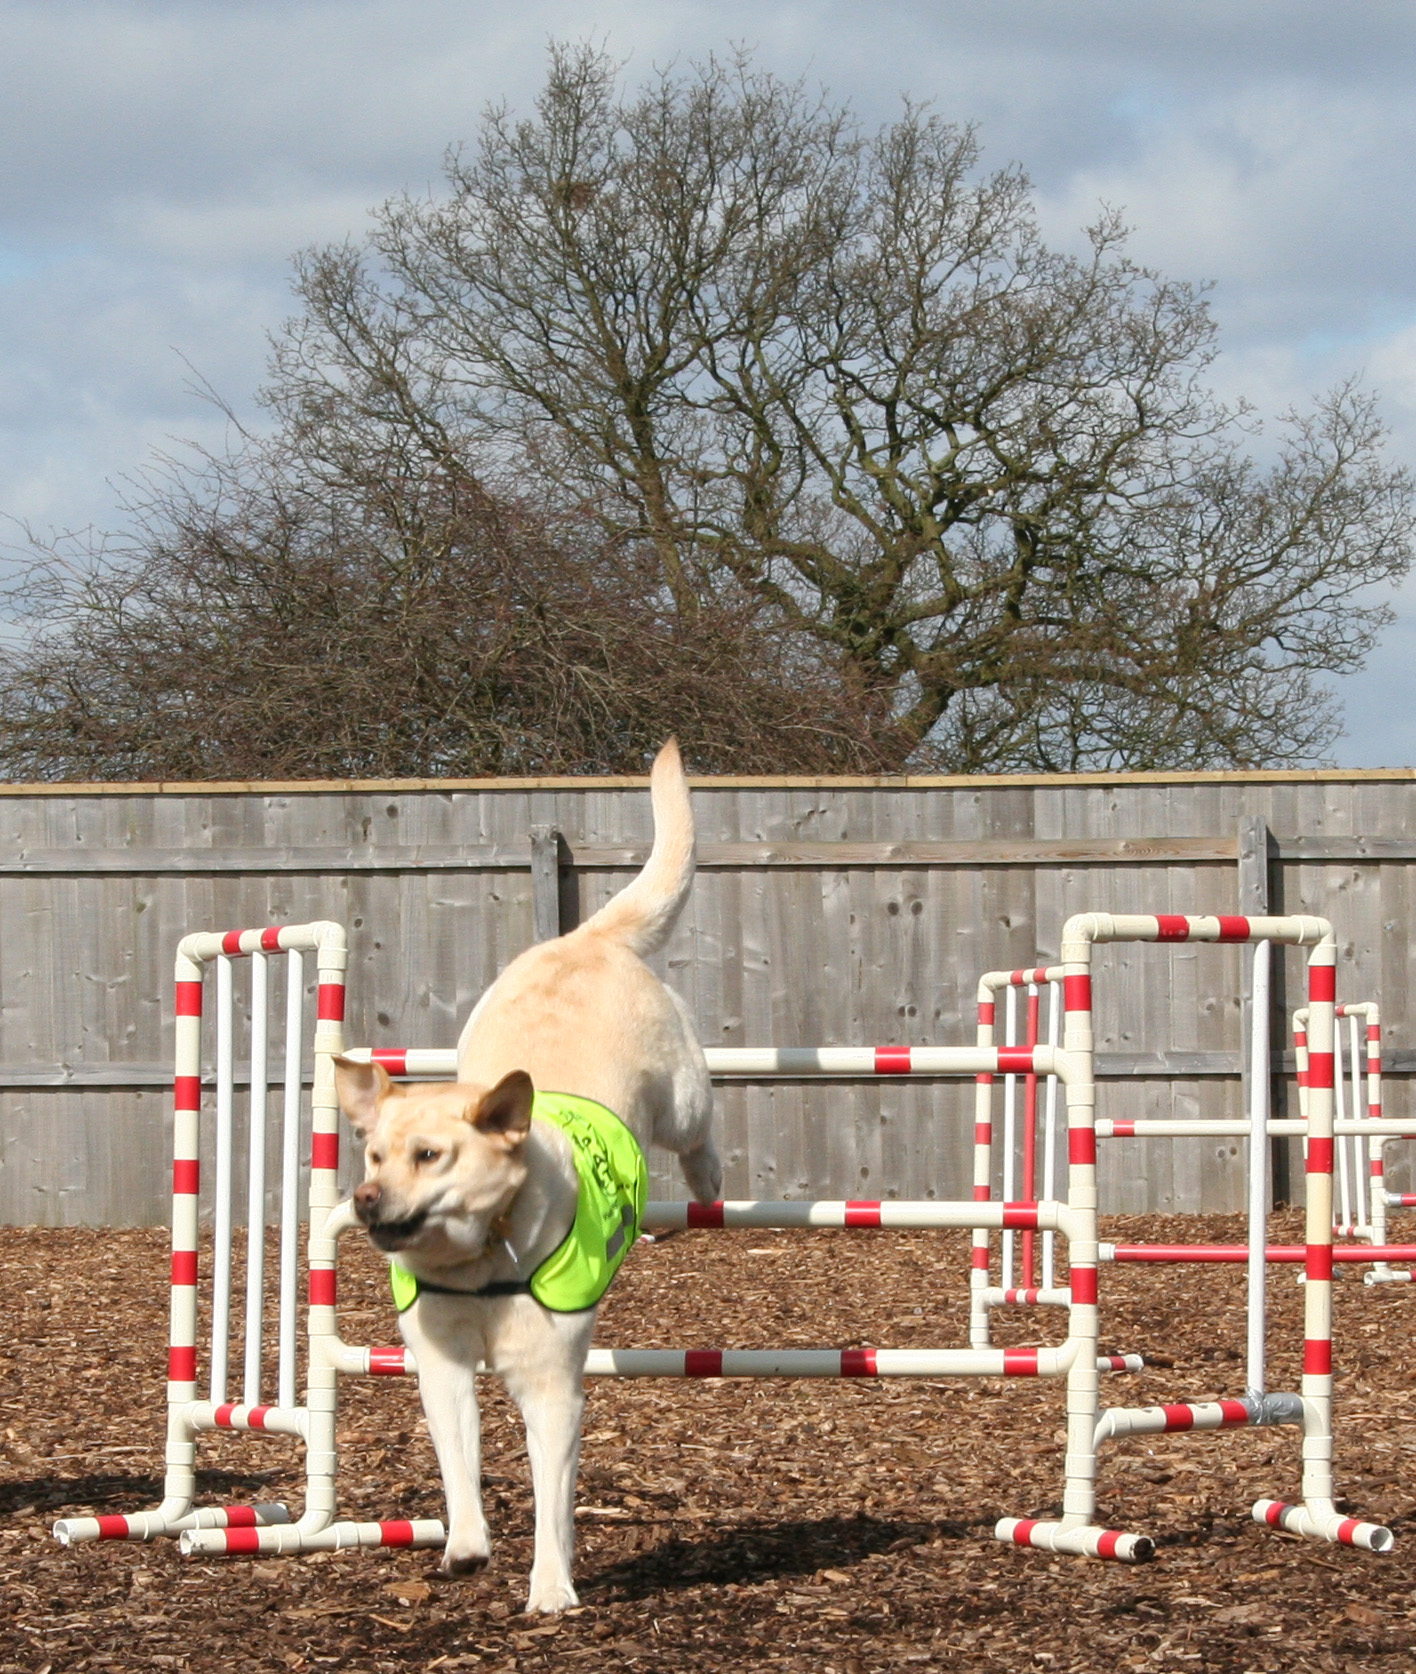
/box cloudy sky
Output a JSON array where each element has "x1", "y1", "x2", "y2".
[{"x1": 3, "y1": 0, "x2": 1415, "y2": 765}]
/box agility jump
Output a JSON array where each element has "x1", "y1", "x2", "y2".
[{"x1": 55, "y1": 912, "x2": 1410, "y2": 1562}]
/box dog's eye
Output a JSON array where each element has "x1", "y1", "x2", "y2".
[
  {"x1": 413, "y1": 1147, "x2": 440, "y2": 1165},
  {"x1": 368, "y1": 1151, "x2": 383, "y2": 1166}
]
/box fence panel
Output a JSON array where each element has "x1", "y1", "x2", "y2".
[{"x1": 1, "y1": 768, "x2": 1414, "y2": 1222}]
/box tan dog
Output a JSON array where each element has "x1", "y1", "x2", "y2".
[{"x1": 333, "y1": 740, "x2": 720, "y2": 1613}]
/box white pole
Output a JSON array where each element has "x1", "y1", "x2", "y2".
[
  {"x1": 278, "y1": 949, "x2": 304, "y2": 1411},
  {"x1": 1350, "y1": 1013, "x2": 1369, "y2": 1234},
  {"x1": 1334, "y1": 1017, "x2": 1352, "y2": 1234},
  {"x1": 242, "y1": 953, "x2": 269, "y2": 1406},
  {"x1": 1245, "y1": 941, "x2": 1271, "y2": 1397},
  {"x1": 211, "y1": 955, "x2": 235, "y2": 1407},
  {"x1": 1042, "y1": 979, "x2": 1061, "y2": 1290},
  {"x1": 1001, "y1": 985, "x2": 1018, "y2": 1289}
]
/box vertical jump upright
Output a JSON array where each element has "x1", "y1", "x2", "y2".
[
  {"x1": 1041, "y1": 913, "x2": 1391, "y2": 1553},
  {"x1": 53, "y1": 921, "x2": 444, "y2": 1554},
  {"x1": 969, "y1": 966, "x2": 1069, "y2": 1349},
  {"x1": 1295, "y1": 1000, "x2": 1414, "y2": 1281}
]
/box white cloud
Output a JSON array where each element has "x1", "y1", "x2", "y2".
[
  {"x1": 0, "y1": 248, "x2": 278, "y2": 539},
  {"x1": 126, "y1": 189, "x2": 386, "y2": 268},
  {"x1": 1037, "y1": 82, "x2": 1415, "y2": 310}
]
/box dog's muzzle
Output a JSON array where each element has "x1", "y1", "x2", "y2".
[
  {"x1": 353, "y1": 1183, "x2": 428, "y2": 1250},
  {"x1": 364, "y1": 1212, "x2": 429, "y2": 1252}
]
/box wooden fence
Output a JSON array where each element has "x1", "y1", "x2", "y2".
[{"x1": 3, "y1": 767, "x2": 1415, "y2": 1224}]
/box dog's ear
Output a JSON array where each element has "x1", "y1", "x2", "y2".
[
  {"x1": 333, "y1": 1056, "x2": 396, "y2": 1133},
  {"x1": 470, "y1": 1070, "x2": 534, "y2": 1148}
]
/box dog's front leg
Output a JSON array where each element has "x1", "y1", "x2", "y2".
[
  {"x1": 498, "y1": 1309, "x2": 597, "y2": 1614},
  {"x1": 401, "y1": 1304, "x2": 491, "y2": 1575}
]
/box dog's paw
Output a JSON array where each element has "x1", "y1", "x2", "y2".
[
  {"x1": 525, "y1": 1576, "x2": 579, "y2": 1614},
  {"x1": 440, "y1": 1547, "x2": 491, "y2": 1578}
]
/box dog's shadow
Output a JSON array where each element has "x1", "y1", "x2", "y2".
[{"x1": 580, "y1": 1513, "x2": 982, "y2": 1599}]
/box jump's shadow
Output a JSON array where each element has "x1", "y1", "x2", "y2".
[
  {"x1": 2, "y1": 1469, "x2": 286, "y2": 1519},
  {"x1": 581, "y1": 1512, "x2": 984, "y2": 1599},
  {"x1": 587, "y1": 1503, "x2": 1416, "y2": 1596}
]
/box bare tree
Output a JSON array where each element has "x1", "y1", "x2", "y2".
[
  {"x1": 0, "y1": 446, "x2": 898, "y2": 780},
  {"x1": 267, "y1": 42, "x2": 1413, "y2": 770}
]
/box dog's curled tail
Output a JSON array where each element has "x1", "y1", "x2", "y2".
[{"x1": 577, "y1": 739, "x2": 695, "y2": 959}]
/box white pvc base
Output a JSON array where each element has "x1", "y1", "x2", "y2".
[
  {"x1": 995, "y1": 1518, "x2": 1155, "y2": 1561},
  {"x1": 1252, "y1": 1500, "x2": 1394, "y2": 1552},
  {"x1": 181, "y1": 1519, "x2": 447, "y2": 1556},
  {"x1": 54, "y1": 1503, "x2": 291, "y2": 1545}
]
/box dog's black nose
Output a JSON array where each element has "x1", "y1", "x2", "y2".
[{"x1": 354, "y1": 1181, "x2": 383, "y2": 1220}]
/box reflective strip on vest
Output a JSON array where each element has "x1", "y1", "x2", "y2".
[{"x1": 390, "y1": 1091, "x2": 647, "y2": 1314}]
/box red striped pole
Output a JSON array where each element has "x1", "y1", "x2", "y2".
[
  {"x1": 162, "y1": 944, "x2": 204, "y2": 1526},
  {"x1": 1251, "y1": 1500, "x2": 1391, "y2": 1552},
  {"x1": 970, "y1": 987, "x2": 997, "y2": 1346},
  {"x1": 578, "y1": 1345, "x2": 1074, "y2": 1378},
  {"x1": 1098, "y1": 1399, "x2": 1251, "y2": 1441},
  {"x1": 182, "y1": 1518, "x2": 445, "y2": 1557},
  {"x1": 1102, "y1": 1243, "x2": 1416, "y2": 1264},
  {"x1": 1248, "y1": 942, "x2": 1395, "y2": 1548},
  {"x1": 298, "y1": 928, "x2": 348, "y2": 1538},
  {"x1": 1351, "y1": 1004, "x2": 1404, "y2": 1281},
  {"x1": 1056, "y1": 919, "x2": 1101, "y2": 1540},
  {"x1": 1301, "y1": 944, "x2": 1336, "y2": 1523}
]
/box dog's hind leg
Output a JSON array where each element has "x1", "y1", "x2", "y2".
[
  {"x1": 678, "y1": 1138, "x2": 723, "y2": 1204},
  {"x1": 401, "y1": 1307, "x2": 491, "y2": 1576},
  {"x1": 658, "y1": 988, "x2": 722, "y2": 1203},
  {"x1": 498, "y1": 1309, "x2": 597, "y2": 1614}
]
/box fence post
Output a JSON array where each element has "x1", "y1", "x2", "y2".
[
  {"x1": 1238, "y1": 816, "x2": 1286, "y2": 1203},
  {"x1": 529, "y1": 825, "x2": 562, "y2": 943}
]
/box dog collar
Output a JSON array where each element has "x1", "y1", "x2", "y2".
[{"x1": 388, "y1": 1268, "x2": 530, "y2": 1307}]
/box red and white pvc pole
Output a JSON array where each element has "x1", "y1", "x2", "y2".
[
  {"x1": 352, "y1": 1045, "x2": 1033, "y2": 1078},
  {"x1": 1350, "y1": 1005, "x2": 1385, "y2": 1252},
  {"x1": 1267, "y1": 937, "x2": 1391, "y2": 1549},
  {"x1": 971, "y1": 987, "x2": 998, "y2": 1344},
  {"x1": 998, "y1": 980, "x2": 1047, "y2": 1289},
  {"x1": 1339, "y1": 1003, "x2": 1411, "y2": 1283},
  {"x1": 1101, "y1": 1243, "x2": 1416, "y2": 1264},
  {"x1": 998, "y1": 914, "x2": 1112, "y2": 1557},
  {"x1": 1245, "y1": 941, "x2": 1271, "y2": 1398}
]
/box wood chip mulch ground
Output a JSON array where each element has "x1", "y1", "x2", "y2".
[{"x1": 2, "y1": 1212, "x2": 1414, "y2": 1673}]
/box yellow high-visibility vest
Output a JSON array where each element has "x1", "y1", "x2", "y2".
[{"x1": 389, "y1": 1091, "x2": 647, "y2": 1314}]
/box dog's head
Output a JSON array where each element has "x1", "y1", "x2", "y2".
[{"x1": 333, "y1": 1057, "x2": 534, "y2": 1265}]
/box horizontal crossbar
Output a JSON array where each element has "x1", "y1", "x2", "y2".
[
  {"x1": 642, "y1": 1200, "x2": 1069, "y2": 1232},
  {"x1": 1101, "y1": 1244, "x2": 1416, "y2": 1264}
]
